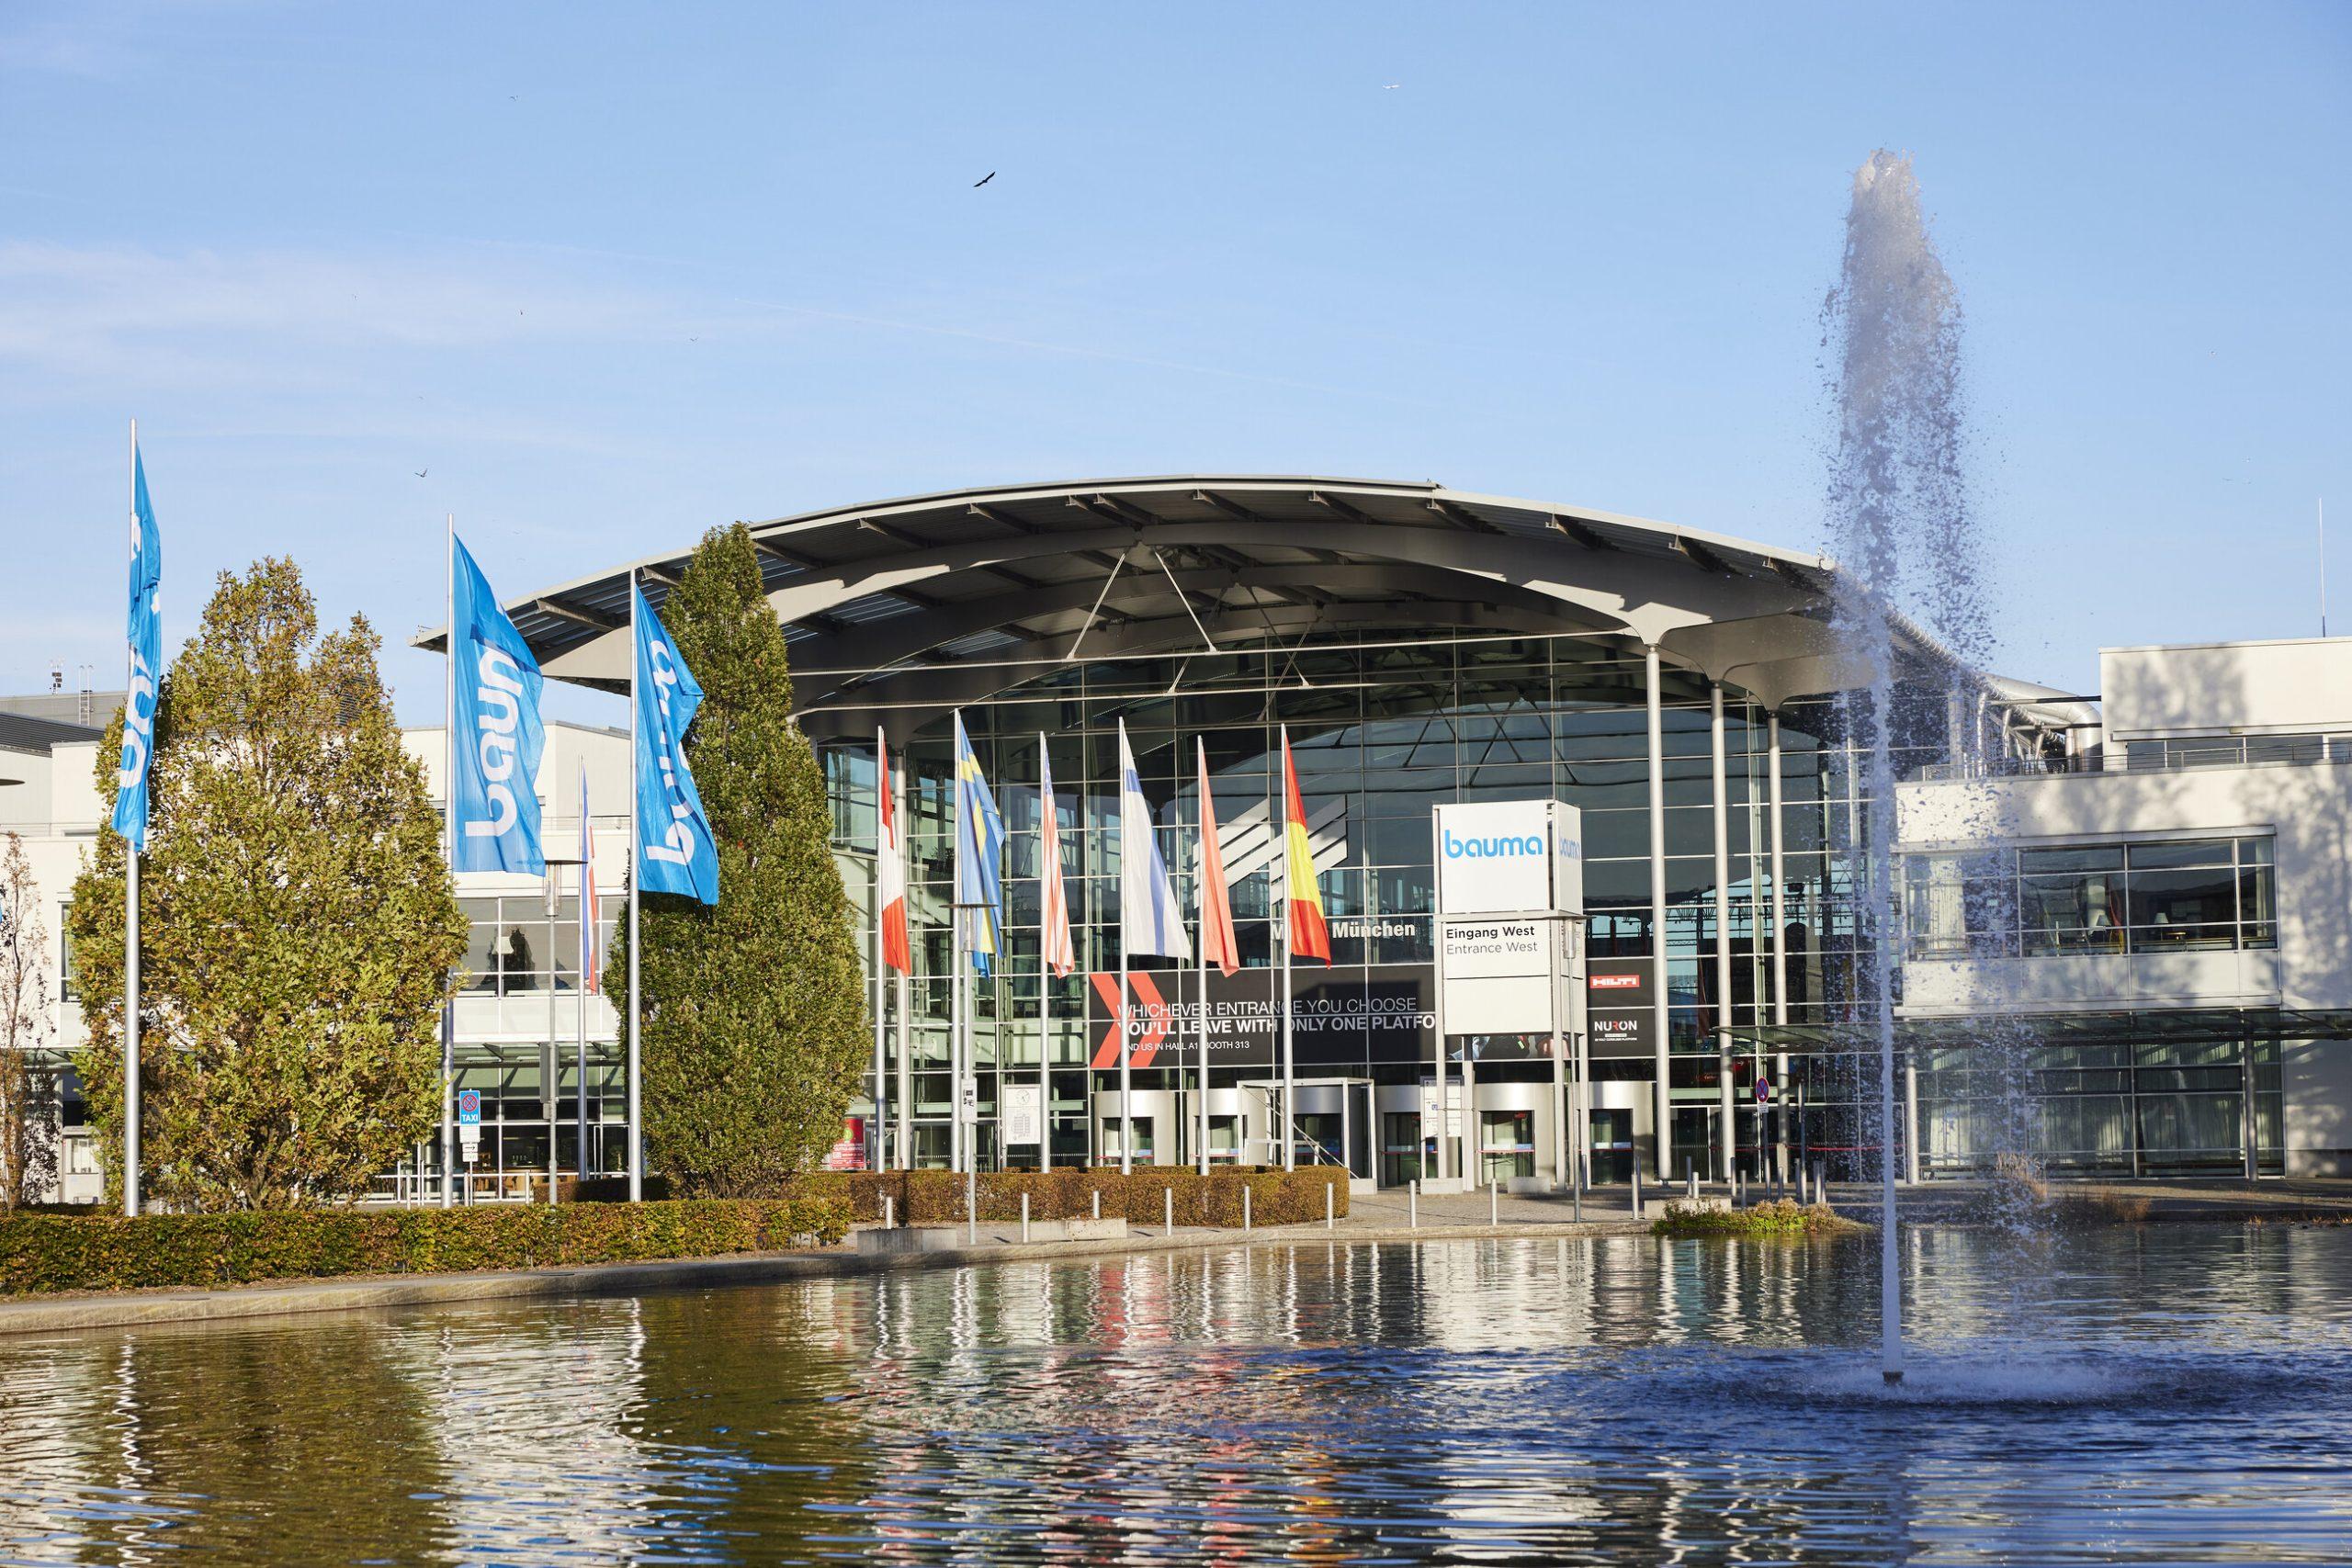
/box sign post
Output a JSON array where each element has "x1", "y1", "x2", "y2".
[
  {"x1": 1433, "y1": 800, "x2": 1584, "y2": 1192},
  {"x1": 456, "y1": 1088, "x2": 482, "y2": 1201}
]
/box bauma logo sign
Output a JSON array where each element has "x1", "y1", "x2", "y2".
[
  {"x1": 1436, "y1": 800, "x2": 1578, "y2": 916},
  {"x1": 1442, "y1": 829, "x2": 1544, "y2": 859}
]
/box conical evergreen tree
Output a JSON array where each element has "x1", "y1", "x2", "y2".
[
  {"x1": 69, "y1": 558, "x2": 465, "y2": 1210},
  {"x1": 610, "y1": 524, "x2": 868, "y2": 1194}
]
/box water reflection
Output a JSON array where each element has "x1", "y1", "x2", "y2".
[{"x1": 4, "y1": 1227, "x2": 2350, "y2": 1564}]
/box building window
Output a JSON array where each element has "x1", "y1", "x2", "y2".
[
  {"x1": 57, "y1": 903, "x2": 75, "y2": 1002},
  {"x1": 1904, "y1": 836, "x2": 2277, "y2": 958}
]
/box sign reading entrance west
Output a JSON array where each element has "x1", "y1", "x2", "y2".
[{"x1": 1085, "y1": 967, "x2": 1433, "y2": 1069}]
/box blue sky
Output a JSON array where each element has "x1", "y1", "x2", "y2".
[{"x1": 3, "y1": 1, "x2": 2346, "y2": 721}]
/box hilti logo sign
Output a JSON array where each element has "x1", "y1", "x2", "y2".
[{"x1": 1589, "y1": 974, "x2": 1642, "y2": 990}]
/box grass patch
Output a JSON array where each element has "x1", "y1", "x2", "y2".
[{"x1": 1651, "y1": 1199, "x2": 1863, "y2": 1238}]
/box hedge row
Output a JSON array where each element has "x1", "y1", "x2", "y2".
[
  {"x1": 0, "y1": 1197, "x2": 851, "y2": 1299},
  {"x1": 779, "y1": 1165, "x2": 1350, "y2": 1228}
]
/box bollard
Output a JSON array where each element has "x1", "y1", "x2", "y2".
[
  {"x1": 1165, "y1": 1187, "x2": 1173, "y2": 1235},
  {"x1": 1325, "y1": 1182, "x2": 1334, "y2": 1231},
  {"x1": 1021, "y1": 1191, "x2": 1031, "y2": 1244},
  {"x1": 1815, "y1": 1159, "x2": 1826, "y2": 1204},
  {"x1": 1687, "y1": 1159, "x2": 1698, "y2": 1201},
  {"x1": 1632, "y1": 1162, "x2": 1642, "y2": 1220},
  {"x1": 1092, "y1": 1190, "x2": 1101, "y2": 1221},
  {"x1": 1573, "y1": 1175, "x2": 1583, "y2": 1224},
  {"x1": 1490, "y1": 1181, "x2": 1498, "y2": 1227},
  {"x1": 884, "y1": 1195, "x2": 895, "y2": 1231},
  {"x1": 1409, "y1": 1179, "x2": 1419, "y2": 1229},
  {"x1": 1243, "y1": 1185, "x2": 1252, "y2": 1233}
]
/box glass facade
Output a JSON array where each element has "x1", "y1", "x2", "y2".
[
  {"x1": 827, "y1": 632, "x2": 1873, "y2": 1178},
  {"x1": 822, "y1": 631, "x2": 2301, "y2": 1183}
]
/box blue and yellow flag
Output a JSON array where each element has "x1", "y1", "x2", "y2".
[{"x1": 952, "y1": 712, "x2": 1006, "y2": 975}]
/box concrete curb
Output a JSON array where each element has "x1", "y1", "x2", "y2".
[{"x1": 0, "y1": 1219, "x2": 1654, "y2": 1338}]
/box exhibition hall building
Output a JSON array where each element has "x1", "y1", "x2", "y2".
[{"x1": 7, "y1": 476, "x2": 2348, "y2": 1200}]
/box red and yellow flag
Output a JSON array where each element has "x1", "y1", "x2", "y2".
[{"x1": 1280, "y1": 727, "x2": 1330, "y2": 963}]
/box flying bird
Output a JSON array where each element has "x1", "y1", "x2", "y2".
[
  {"x1": 973, "y1": 171, "x2": 996, "y2": 187},
  {"x1": 414, "y1": 469, "x2": 427, "y2": 479}
]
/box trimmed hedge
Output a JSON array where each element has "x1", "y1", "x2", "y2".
[
  {"x1": 0, "y1": 1197, "x2": 851, "y2": 1299},
  {"x1": 781, "y1": 1165, "x2": 1350, "y2": 1228}
]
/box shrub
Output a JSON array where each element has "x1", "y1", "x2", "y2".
[
  {"x1": 0, "y1": 1197, "x2": 850, "y2": 1299},
  {"x1": 1651, "y1": 1199, "x2": 1861, "y2": 1238},
  {"x1": 780, "y1": 1165, "x2": 1350, "y2": 1227}
]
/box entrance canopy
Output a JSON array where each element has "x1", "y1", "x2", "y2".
[{"x1": 416, "y1": 475, "x2": 1982, "y2": 741}]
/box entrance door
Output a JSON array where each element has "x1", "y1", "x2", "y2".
[{"x1": 1590, "y1": 1109, "x2": 1634, "y2": 1184}]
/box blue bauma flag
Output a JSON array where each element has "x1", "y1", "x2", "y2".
[
  {"x1": 449, "y1": 536, "x2": 546, "y2": 874},
  {"x1": 110, "y1": 445, "x2": 163, "y2": 850},
  {"x1": 951, "y1": 712, "x2": 1006, "y2": 975},
  {"x1": 631, "y1": 585, "x2": 718, "y2": 904}
]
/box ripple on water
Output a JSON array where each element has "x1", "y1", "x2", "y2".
[{"x1": 2, "y1": 1227, "x2": 2351, "y2": 1565}]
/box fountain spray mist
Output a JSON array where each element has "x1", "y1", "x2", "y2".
[{"x1": 1821, "y1": 151, "x2": 1987, "y2": 1387}]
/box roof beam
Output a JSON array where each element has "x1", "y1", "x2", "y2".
[
  {"x1": 1770, "y1": 558, "x2": 1825, "y2": 594},
  {"x1": 969, "y1": 502, "x2": 1124, "y2": 576},
  {"x1": 1193, "y1": 491, "x2": 1343, "y2": 565},
  {"x1": 1670, "y1": 535, "x2": 1740, "y2": 577},
  {"x1": 1424, "y1": 497, "x2": 1505, "y2": 534},
  {"x1": 531, "y1": 596, "x2": 624, "y2": 633},
  {"x1": 1546, "y1": 513, "x2": 1615, "y2": 551}
]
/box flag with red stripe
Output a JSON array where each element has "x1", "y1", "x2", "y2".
[
  {"x1": 876, "y1": 731, "x2": 910, "y2": 974},
  {"x1": 1195, "y1": 738, "x2": 1239, "y2": 976}
]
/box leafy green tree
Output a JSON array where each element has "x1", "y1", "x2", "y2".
[
  {"x1": 69, "y1": 558, "x2": 466, "y2": 1210},
  {"x1": 609, "y1": 523, "x2": 868, "y2": 1195},
  {"x1": 0, "y1": 831, "x2": 61, "y2": 1210}
]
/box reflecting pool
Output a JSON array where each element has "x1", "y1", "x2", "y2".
[{"x1": 6, "y1": 1225, "x2": 2351, "y2": 1564}]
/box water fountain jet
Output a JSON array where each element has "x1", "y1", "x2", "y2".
[{"x1": 1821, "y1": 149, "x2": 1985, "y2": 1391}]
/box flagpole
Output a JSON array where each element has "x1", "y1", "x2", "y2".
[
  {"x1": 576, "y1": 851, "x2": 589, "y2": 1182},
  {"x1": 122, "y1": 417, "x2": 141, "y2": 1219},
  {"x1": 894, "y1": 757, "x2": 911, "y2": 1172},
  {"x1": 1038, "y1": 730, "x2": 1052, "y2": 1176},
  {"x1": 950, "y1": 710, "x2": 965, "y2": 1177},
  {"x1": 441, "y1": 512, "x2": 457, "y2": 1209},
  {"x1": 1196, "y1": 799, "x2": 1209, "y2": 1180},
  {"x1": 1117, "y1": 722, "x2": 1130, "y2": 1177},
  {"x1": 1280, "y1": 727, "x2": 1295, "y2": 1174},
  {"x1": 948, "y1": 907, "x2": 960, "y2": 1175},
  {"x1": 577, "y1": 763, "x2": 591, "y2": 1183},
  {"x1": 872, "y1": 725, "x2": 888, "y2": 1173},
  {"x1": 1281, "y1": 901, "x2": 1294, "y2": 1172},
  {"x1": 627, "y1": 570, "x2": 643, "y2": 1203}
]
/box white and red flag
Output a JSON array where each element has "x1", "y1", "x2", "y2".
[
  {"x1": 1195, "y1": 739, "x2": 1239, "y2": 976},
  {"x1": 876, "y1": 731, "x2": 910, "y2": 974},
  {"x1": 1038, "y1": 740, "x2": 1075, "y2": 980}
]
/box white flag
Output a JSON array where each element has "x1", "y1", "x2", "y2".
[{"x1": 1116, "y1": 719, "x2": 1188, "y2": 961}]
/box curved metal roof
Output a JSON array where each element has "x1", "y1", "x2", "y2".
[{"x1": 419, "y1": 474, "x2": 1962, "y2": 740}]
